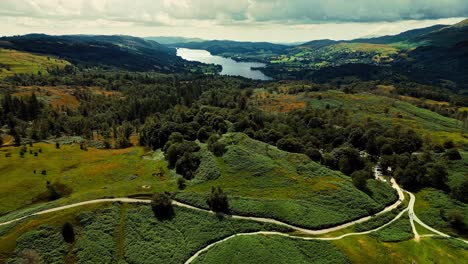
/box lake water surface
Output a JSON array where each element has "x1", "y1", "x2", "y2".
[{"x1": 177, "y1": 48, "x2": 272, "y2": 81}]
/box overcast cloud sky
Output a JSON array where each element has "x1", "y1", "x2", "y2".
[{"x1": 0, "y1": 0, "x2": 466, "y2": 42}]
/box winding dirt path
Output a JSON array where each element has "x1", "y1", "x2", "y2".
[
  {"x1": 184, "y1": 208, "x2": 410, "y2": 264},
  {"x1": 1, "y1": 174, "x2": 465, "y2": 264},
  {"x1": 185, "y1": 189, "x2": 467, "y2": 263},
  {"x1": 0, "y1": 179, "x2": 405, "y2": 235}
]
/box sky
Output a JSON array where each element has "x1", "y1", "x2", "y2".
[{"x1": 0, "y1": 0, "x2": 466, "y2": 42}]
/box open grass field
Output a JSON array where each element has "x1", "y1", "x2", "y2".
[
  {"x1": 1, "y1": 203, "x2": 287, "y2": 263},
  {"x1": 0, "y1": 143, "x2": 175, "y2": 215},
  {"x1": 333, "y1": 235, "x2": 468, "y2": 263},
  {"x1": 177, "y1": 133, "x2": 397, "y2": 229},
  {"x1": 330, "y1": 43, "x2": 399, "y2": 56},
  {"x1": 0, "y1": 48, "x2": 69, "y2": 78}
]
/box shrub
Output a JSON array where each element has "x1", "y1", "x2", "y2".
[
  {"x1": 177, "y1": 177, "x2": 186, "y2": 190},
  {"x1": 209, "y1": 141, "x2": 226, "y2": 157},
  {"x1": 207, "y1": 186, "x2": 229, "y2": 213},
  {"x1": 451, "y1": 180, "x2": 468, "y2": 203},
  {"x1": 445, "y1": 148, "x2": 462, "y2": 160},
  {"x1": 432, "y1": 144, "x2": 445, "y2": 153},
  {"x1": 46, "y1": 182, "x2": 72, "y2": 201},
  {"x1": 62, "y1": 222, "x2": 75, "y2": 243},
  {"x1": 151, "y1": 192, "x2": 174, "y2": 220},
  {"x1": 116, "y1": 136, "x2": 131, "y2": 149},
  {"x1": 443, "y1": 140, "x2": 455, "y2": 149},
  {"x1": 17, "y1": 249, "x2": 43, "y2": 264},
  {"x1": 448, "y1": 210, "x2": 465, "y2": 231}
]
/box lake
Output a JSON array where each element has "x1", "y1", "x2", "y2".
[{"x1": 176, "y1": 48, "x2": 272, "y2": 81}]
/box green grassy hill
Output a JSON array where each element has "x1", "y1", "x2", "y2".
[
  {"x1": 256, "y1": 89, "x2": 466, "y2": 146},
  {"x1": 193, "y1": 235, "x2": 349, "y2": 264},
  {"x1": 0, "y1": 203, "x2": 285, "y2": 263},
  {"x1": 0, "y1": 48, "x2": 69, "y2": 78},
  {"x1": 0, "y1": 34, "x2": 191, "y2": 72},
  {"x1": 177, "y1": 132, "x2": 397, "y2": 229}
]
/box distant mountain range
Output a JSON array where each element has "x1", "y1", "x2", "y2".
[
  {"x1": 0, "y1": 19, "x2": 466, "y2": 86},
  {"x1": 144, "y1": 36, "x2": 205, "y2": 45},
  {"x1": 0, "y1": 34, "x2": 187, "y2": 72}
]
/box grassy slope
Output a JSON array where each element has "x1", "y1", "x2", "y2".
[
  {"x1": 299, "y1": 90, "x2": 465, "y2": 145},
  {"x1": 412, "y1": 151, "x2": 468, "y2": 238},
  {"x1": 0, "y1": 143, "x2": 175, "y2": 215},
  {"x1": 370, "y1": 213, "x2": 413, "y2": 242},
  {"x1": 193, "y1": 235, "x2": 350, "y2": 264},
  {"x1": 0, "y1": 48, "x2": 69, "y2": 78},
  {"x1": 333, "y1": 235, "x2": 467, "y2": 264},
  {"x1": 178, "y1": 133, "x2": 397, "y2": 229},
  {"x1": 2, "y1": 203, "x2": 286, "y2": 263},
  {"x1": 414, "y1": 189, "x2": 468, "y2": 238},
  {"x1": 447, "y1": 150, "x2": 468, "y2": 189}
]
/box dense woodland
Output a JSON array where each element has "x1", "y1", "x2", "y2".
[{"x1": 0, "y1": 66, "x2": 466, "y2": 215}]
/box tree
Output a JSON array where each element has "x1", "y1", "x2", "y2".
[
  {"x1": 425, "y1": 163, "x2": 448, "y2": 189},
  {"x1": 197, "y1": 127, "x2": 211, "y2": 142},
  {"x1": 304, "y1": 147, "x2": 322, "y2": 162},
  {"x1": 151, "y1": 192, "x2": 174, "y2": 220},
  {"x1": 351, "y1": 170, "x2": 371, "y2": 192},
  {"x1": 276, "y1": 137, "x2": 303, "y2": 153},
  {"x1": 175, "y1": 152, "x2": 200, "y2": 180},
  {"x1": 207, "y1": 134, "x2": 226, "y2": 157},
  {"x1": 62, "y1": 222, "x2": 75, "y2": 243},
  {"x1": 13, "y1": 130, "x2": 21, "y2": 146},
  {"x1": 207, "y1": 186, "x2": 229, "y2": 213},
  {"x1": 451, "y1": 180, "x2": 468, "y2": 203},
  {"x1": 339, "y1": 157, "x2": 354, "y2": 175}
]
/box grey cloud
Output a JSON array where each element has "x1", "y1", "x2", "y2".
[{"x1": 0, "y1": 0, "x2": 466, "y2": 25}]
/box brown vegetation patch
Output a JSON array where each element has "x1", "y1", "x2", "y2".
[
  {"x1": 88, "y1": 86, "x2": 123, "y2": 97},
  {"x1": 13, "y1": 86, "x2": 80, "y2": 109},
  {"x1": 256, "y1": 92, "x2": 306, "y2": 113}
]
